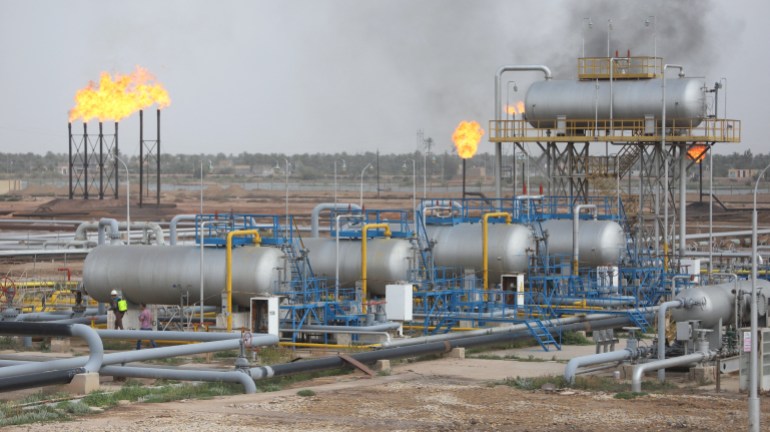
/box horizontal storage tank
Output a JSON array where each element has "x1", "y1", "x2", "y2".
[
  {"x1": 83, "y1": 245, "x2": 283, "y2": 307},
  {"x1": 303, "y1": 238, "x2": 412, "y2": 296},
  {"x1": 540, "y1": 219, "x2": 625, "y2": 266},
  {"x1": 672, "y1": 280, "x2": 770, "y2": 328},
  {"x1": 429, "y1": 223, "x2": 534, "y2": 283},
  {"x1": 524, "y1": 78, "x2": 705, "y2": 128}
]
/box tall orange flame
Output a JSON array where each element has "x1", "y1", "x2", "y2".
[
  {"x1": 687, "y1": 144, "x2": 708, "y2": 163},
  {"x1": 452, "y1": 120, "x2": 485, "y2": 159},
  {"x1": 68, "y1": 66, "x2": 170, "y2": 122},
  {"x1": 505, "y1": 101, "x2": 525, "y2": 116}
]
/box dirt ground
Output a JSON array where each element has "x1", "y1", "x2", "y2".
[{"x1": 4, "y1": 353, "x2": 769, "y2": 432}]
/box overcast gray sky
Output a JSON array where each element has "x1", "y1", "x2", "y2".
[{"x1": 0, "y1": 0, "x2": 762, "y2": 156}]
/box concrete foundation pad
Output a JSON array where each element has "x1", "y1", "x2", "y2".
[
  {"x1": 50, "y1": 338, "x2": 71, "y2": 353},
  {"x1": 446, "y1": 347, "x2": 465, "y2": 359},
  {"x1": 67, "y1": 372, "x2": 100, "y2": 395},
  {"x1": 374, "y1": 359, "x2": 391, "y2": 372},
  {"x1": 690, "y1": 365, "x2": 716, "y2": 384}
]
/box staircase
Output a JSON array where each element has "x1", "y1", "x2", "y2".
[
  {"x1": 524, "y1": 319, "x2": 561, "y2": 352},
  {"x1": 627, "y1": 308, "x2": 651, "y2": 333}
]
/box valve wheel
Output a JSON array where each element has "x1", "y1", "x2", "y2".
[{"x1": 0, "y1": 277, "x2": 16, "y2": 305}]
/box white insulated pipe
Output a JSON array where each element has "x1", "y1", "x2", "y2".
[
  {"x1": 632, "y1": 350, "x2": 715, "y2": 392},
  {"x1": 311, "y1": 203, "x2": 361, "y2": 238},
  {"x1": 169, "y1": 214, "x2": 197, "y2": 245},
  {"x1": 564, "y1": 348, "x2": 637, "y2": 384}
]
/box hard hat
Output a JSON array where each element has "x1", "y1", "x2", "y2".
[{"x1": 110, "y1": 290, "x2": 118, "y2": 296}]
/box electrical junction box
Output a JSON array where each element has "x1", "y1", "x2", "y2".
[
  {"x1": 676, "y1": 321, "x2": 693, "y2": 342},
  {"x1": 385, "y1": 284, "x2": 413, "y2": 321},
  {"x1": 501, "y1": 274, "x2": 525, "y2": 307},
  {"x1": 679, "y1": 259, "x2": 701, "y2": 284},
  {"x1": 739, "y1": 327, "x2": 770, "y2": 392},
  {"x1": 250, "y1": 296, "x2": 279, "y2": 336}
]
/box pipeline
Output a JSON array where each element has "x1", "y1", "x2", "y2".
[
  {"x1": 0, "y1": 333, "x2": 278, "y2": 392},
  {"x1": 74, "y1": 219, "x2": 166, "y2": 246},
  {"x1": 657, "y1": 299, "x2": 684, "y2": 382},
  {"x1": 382, "y1": 307, "x2": 657, "y2": 349},
  {"x1": 249, "y1": 314, "x2": 637, "y2": 380},
  {"x1": 100, "y1": 365, "x2": 256, "y2": 394},
  {"x1": 169, "y1": 214, "x2": 197, "y2": 245},
  {"x1": 310, "y1": 203, "x2": 362, "y2": 238},
  {"x1": 0, "y1": 323, "x2": 103, "y2": 390},
  {"x1": 564, "y1": 338, "x2": 650, "y2": 384},
  {"x1": 632, "y1": 350, "x2": 716, "y2": 392}
]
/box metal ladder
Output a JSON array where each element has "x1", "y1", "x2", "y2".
[
  {"x1": 627, "y1": 308, "x2": 651, "y2": 333},
  {"x1": 524, "y1": 319, "x2": 561, "y2": 351}
]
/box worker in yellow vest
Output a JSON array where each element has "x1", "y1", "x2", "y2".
[{"x1": 110, "y1": 290, "x2": 127, "y2": 330}]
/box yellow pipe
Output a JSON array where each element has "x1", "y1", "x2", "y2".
[
  {"x1": 361, "y1": 223, "x2": 392, "y2": 314},
  {"x1": 226, "y1": 230, "x2": 262, "y2": 332},
  {"x1": 663, "y1": 242, "x2": 669, "y2": 273},
  {"x1": 482, "y1": 212, "x2": 512, "y2": 292}
]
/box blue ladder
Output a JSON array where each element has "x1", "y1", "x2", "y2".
[
  {"x1": 627, "y1": 309, "x2": 651, "y2": 333},
  {"x1": 524, "y1": 319, "x2": 561, "y2": 352}
]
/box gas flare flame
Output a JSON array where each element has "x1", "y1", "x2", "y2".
[
  {"x1": 687, "y1": 144, "x2": 708, "y2": 163},
  {"x1": 452, "y1": 120, "x2": 485, "y2": 159},
  {"x1": 68, "y1": 66, "x2": 170, "y2": 122},
  {"x1": 505, "y1": 101, "x2": 525, "y2": 116}
]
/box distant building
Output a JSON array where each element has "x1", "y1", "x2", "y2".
[
  {"x1": 728, "y1": 168, "x2": 758, "y2": 179},
  {"x1": 0, "y1": 180, "x2": 22, "y2": 194}
]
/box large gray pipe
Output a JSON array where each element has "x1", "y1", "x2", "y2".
[
  {"x1": 632, "y1": 350, "x2": 715, "y2": 392},
  {"x1": 0, "y1": 323, "x2": 103, "y2": 379},
  {"x1": 100, "y1": 365, "x2": 256, "y2": 394},
  {"x1": 657, "y1": 300, "x2": 684, "y2": 383},
  {"x1": 74, "y1": 219, "x2": 166, "y2": 245},
  {"x1": 310, "y1": 203, "x2": 361, "y2": 237},
  {"x1": 249, "y1": 313, "x2": 635, "y2": 381},
  {"x1": 382, "y1": 307, "x2": 657, "y2": 348},
  {"x1": 0, "y1": 333, "x2": 278, "y2": 378},
  {"x1": 169, "y1": 214, "x2": 197, "y2": 245},
  {"x1": 96, "y1": 329, "x2": 244, "y2": 342},
  {"x1": 564, "y1": 347, "x2": 641, "y2": 384}
]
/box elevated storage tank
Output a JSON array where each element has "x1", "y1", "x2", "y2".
[
  {"x1": 428, "y1": 223, "x2": 534, "y2": 282},
  {"x1": 672, "y1": 280, "x2": 770, "y2": 328},
  {"x1": 540, "y1": 219, "x2": 625, "y2": 267},
  {"x1": 303, "y1": 238, "x2": 412, "y2": 296},
  {"x1": 83, "y1": 245, "x2": 283, "y2": 307},
  {"x1": 524, "y1": 78, "x2": 705, "y2": 128}
]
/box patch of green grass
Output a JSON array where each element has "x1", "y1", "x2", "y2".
[
  {"x1": 101, "y1": 340, "x2": 135, "y2": 351},
  {"x1": 213, "y1": 349, "x2": 239, "y2": 359},
  {"x1": 560, "y1": 331, "x2": 593, "y2": 346},
  {"x1": 255, "y1": 347, "x2": 294, "y2": 364},
  {"x1": 465, "y1": 340, "x2": 535, "y2": 354},
  {"x1": 501, "y1": 374, "x2": 676, "y2": 394},
  {"x1": 296, "y1": 389, "x2": 316, "y2": 397},
  {"x1": 469, "y1": 353, "x2": 563, "y2": 363},
  {"x1": 614, "y1": 391, "x2": 648, "y2": 399},
  {"x1": 501, "y1": 375, "x2": 571, "y2": 391},
  {"x1": 0, "y1": 336, "x2": 18, "y2": 350}
]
